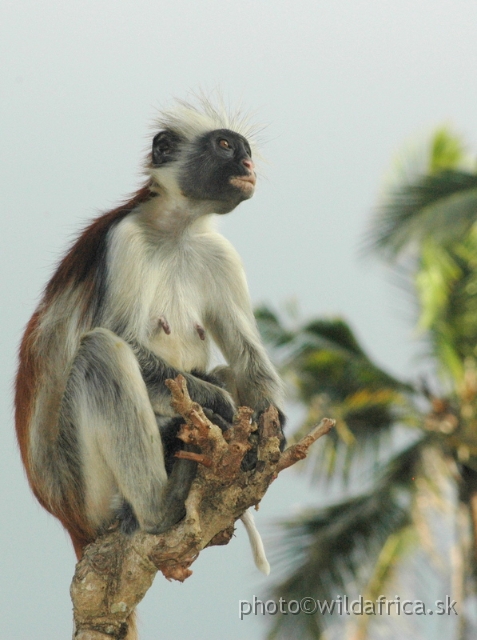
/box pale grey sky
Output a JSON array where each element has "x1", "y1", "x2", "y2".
[{"x1": 2, "y1": 1, "x2": 477, "y2": 638}]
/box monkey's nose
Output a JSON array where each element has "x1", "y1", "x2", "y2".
[{"x1": 242, "y1": 158, "x2": 254, "y2": 172}]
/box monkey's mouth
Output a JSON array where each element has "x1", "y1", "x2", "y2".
[{"x1": 229, "y1": 174, "x2": 256, "y2": 196}]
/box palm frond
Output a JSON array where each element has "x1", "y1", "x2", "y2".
[
  {"x1": 293, "y1": 386, "x2": 416, "y2": 482},
  {"x1": 255, "y1": 305, "x2": 295, "y2": 348},
  {"x1": 256, "y1": 310, "x2": 417, "y2": 479},
  {"x1": 301, "y1": 318, "x2": 366, "y2": 357},
  {"x1": 413, "y1": 228, "x2": 477, "y2": 382},
  {"x1": 367, "y1": 172, "x2": 477, "y2": 259},
  {"x1": 287, "y1": 318, "x2": 413, "y2": 402},
  {"x1": 261, "y1": 126, "x2": 477, "y2": 640},
  {"x1": 430, "y1": 127, "x2": 467, "y2": 174},
  {"x1": 348, "y1": 526, "x2": 416, "y2": 640},
  {"x1": 266, "y1": 440, "x2": 424, "y2": 639},
  {"x1": 286, "y1": 318, "x2": 416, "y2": 480}
]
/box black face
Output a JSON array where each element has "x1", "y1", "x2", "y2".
[{"x1": 179, "y1": 128, "x2": 255, "y2": 213}]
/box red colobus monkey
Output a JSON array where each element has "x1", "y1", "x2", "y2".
[{"x1": 15, "y1": 98, "x2": 284, "y2": 574}]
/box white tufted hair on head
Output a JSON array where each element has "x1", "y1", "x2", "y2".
[{"x1": 153, "y1": 90, "x2": 262, "y2": 154}]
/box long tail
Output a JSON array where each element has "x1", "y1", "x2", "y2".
[{"x1": 240, "y1": 509, "x2": 270, "y2": 575}]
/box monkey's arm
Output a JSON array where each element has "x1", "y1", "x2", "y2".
[
  {"x1": 130, "y1": 340, "x2": 236, "y2": 422},
  {"x1": 207, "y1": 309, "x2": 286, "y2": 469},
  {"x1": 205, "y1": 289, "x2": 284, "y2": 418}
]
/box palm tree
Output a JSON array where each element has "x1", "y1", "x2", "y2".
[{"x1": 259, "y1": 128, "x2": 477, "y2": 639}]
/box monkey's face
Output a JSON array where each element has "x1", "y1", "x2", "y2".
[{"x1": 152, "y1": 128, "x2": 256, "y2": 214}]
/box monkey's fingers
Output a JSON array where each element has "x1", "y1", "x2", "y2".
[{"x1": 202, "y1": 408, "x2": 232, "y2": 433}]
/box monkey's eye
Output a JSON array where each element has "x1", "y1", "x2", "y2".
[{"x1": 218, "y1": 139, "x2": 231, "y2": 149}]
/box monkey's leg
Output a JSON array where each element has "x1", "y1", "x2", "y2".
[
  {"x1": 141, "y1": 400, "x2": 235, "y2": 534},
  {"x1": 62, "y1": 327, "x2": 169, "y2": 533},
  {"x1": 149, "y1": 416, "x2": 199, "y2": 534}
]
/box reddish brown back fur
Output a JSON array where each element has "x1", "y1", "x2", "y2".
[
  {"x1": 14, "y1": 184, "x2": 154, "y2": 559},
  {"x1": 15, "y1": 311, "x2": 40, "y2": 484},
  {"x1": 45, "y1": 184, "x2": 153, "y2": 320}
]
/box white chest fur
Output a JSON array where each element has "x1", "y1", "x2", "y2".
[
  {"x1": 148, "y1": 253, "x2": 211, "y2": 371},
  {"x1": 106, "y1": 214, "x2": 230, "y2": 372}
]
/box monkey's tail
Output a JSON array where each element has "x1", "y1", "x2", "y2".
[{"x1": 240, "y1": 509, "x2": 270, "y2": 575}]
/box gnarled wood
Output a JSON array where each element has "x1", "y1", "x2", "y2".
[{"x1": 71, "y1": 375, "x2": 335, "y2": 639}]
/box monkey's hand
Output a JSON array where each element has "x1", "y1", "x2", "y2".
[
  {"x1": 184, "y1": 373, "x2": 236, "y2": 425},
  {"x1": 202, "y1": 408, "x2": 232, "y2": 433},
  {"x1": 270, "y1": 406, "x2": 287, "y2": 451}
]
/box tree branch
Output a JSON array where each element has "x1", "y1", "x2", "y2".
[{"x1": 71, "y1": 375, "x2": 335, "y2": 639}]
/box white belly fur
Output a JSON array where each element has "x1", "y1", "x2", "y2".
[
  {"x1": 149, "y1": 307, "x2": 210, "y2": 372},
  {"x1": 107, "y1": 215, "x2": 218, "y2": 373},
  {"x1": 147, "y1": 255, "x2": 212, "y2": 372}
]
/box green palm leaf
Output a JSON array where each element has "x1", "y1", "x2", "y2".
[
  {"x1": 261, "y1": 126, "x2": 477, "y2": 640},
  {"x1": 367, "y1": 172, "x2": 477, "y2": 259},
  {"x1": 367, "y1": 127, "x2": 477, "y2": 259},
  {"x1": 256, "y1": 307, "x2": 417, "y2": 479},
  {"x1": 266, "y1": 440, "x2": 424, "y2": 639},
  {"x1": 255, "y1": 306, "x2": 295, "y2": 348}
]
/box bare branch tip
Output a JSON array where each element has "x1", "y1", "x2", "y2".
[
  {"x1": 175, "y1": 450, "x2": 213, "y2": 467},
  {"x1": 275, "y1": 416, "x2": 335, "y2": 474}
]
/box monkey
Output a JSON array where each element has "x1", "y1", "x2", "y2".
[{"x1": 15, "y1": 98, "x2": 285, "y2": 597}]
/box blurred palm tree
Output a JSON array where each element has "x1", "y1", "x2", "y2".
[{"x1": 259, "y1": 128, "x2": 477, "y2": 639}]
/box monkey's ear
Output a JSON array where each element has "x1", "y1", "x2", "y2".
[{"x1": 152, "y1": 130, "x2": 182, "y2": 166}]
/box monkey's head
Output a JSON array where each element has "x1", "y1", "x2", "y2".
[{"x1": 148, "y1": 97, "x2": 259, "y2": 214}]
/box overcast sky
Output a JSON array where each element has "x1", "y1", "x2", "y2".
[{"x1": 2, "y1": 1, "x2": 477, "y2": 639}]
